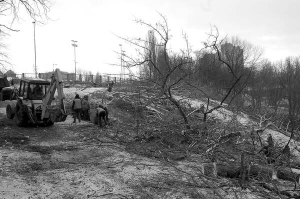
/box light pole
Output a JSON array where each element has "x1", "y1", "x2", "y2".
[
  {"x1": 33, "y1": 21, "x2": 37, "y2": 78},
  {"x1": 119, "y1": 44, "x2": 123, "y2": 81},
  {"x1": 122, "y1": 50, "x2": 126, "y2": 80},
  {"x1": 53, "y1": 63, "x2": 57, "y2": 72},
  {"x1": 71, "y1": 40, "x2": 78, "y2": 81}
]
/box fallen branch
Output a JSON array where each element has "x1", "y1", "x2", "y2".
[
  {"x1": 256, "y1": 182, "x2": 300, "y2": 199},
  {"x1": 217, "y1": 163, "x2": 300, "y2": 184}
]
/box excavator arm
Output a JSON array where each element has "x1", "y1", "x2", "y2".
[{"x1": 41, "y1": 68, "x2": 67, "y2": 122}]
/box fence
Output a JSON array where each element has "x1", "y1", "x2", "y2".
[{"x1": 13, "y1": 73, "x2": 134, "y2": 85}]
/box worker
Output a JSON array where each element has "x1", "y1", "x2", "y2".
[
  {"x1": 81, "y1": 95, "x2": 90, "y2": 120},
  {"x1": 72, "y1": 94, "x2": 82, "y2": 123},
  {"x1": 107, "y1": 81, "x2": 114, "y2": 92},
  {"x1": 27, "y1": 85, "x2": 34, "y2": 99},
  {"x1": 96, "y1": 104, "x2": 108, "y2": 127},
  {"x1": 33, "y1": 84, "x2": 44, "y2": 99}
]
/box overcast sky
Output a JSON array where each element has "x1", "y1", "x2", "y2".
[{"x1": 4, "y1": 0, "x2": 300, "y2": 75}]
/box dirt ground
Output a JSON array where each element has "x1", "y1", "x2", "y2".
[
  {"x1": 1, "y1": 86, "x2": 299, "y2": 199},
  {"x1": 0, "y1": 105, "x2": 167, "y2": 198},
  {"x1": 0, "y1": 88, "x2": 224, "y2": 199}
]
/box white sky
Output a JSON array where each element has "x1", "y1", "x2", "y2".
[{"x1": 4, "y1": 0, "x2": 300, "y2": 74}]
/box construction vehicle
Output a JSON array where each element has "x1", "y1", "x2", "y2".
[
  {"x1": 2, "y1": 69, "x2": 68, "y2": 127},
  {"x1": 0, "y1": 76, "x2": 10, "y2": 101}
]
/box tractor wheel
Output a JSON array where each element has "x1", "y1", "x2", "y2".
[
  {"x1": 15, "y1": 105, "x2": 28, "y2": 127},
  {"x1": 43, "y1": 118, "x2": 54, "y2": 126},
  {"x1": 6, "y1": 105, "x2": 15, "y2": 119}
]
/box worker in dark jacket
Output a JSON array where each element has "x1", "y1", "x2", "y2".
[
  {"x1": 96, "y1": 104, "x2": 108, "y2": 127},
  {"x1": 107, "y1": 81, "x2": 114, "y2": 92},
  {"x1": 72, "y1": 94, "x2": 82, "y2": 123},
  {"x1": 81, "y1": 95, "x2": 90, "y2": 120}
]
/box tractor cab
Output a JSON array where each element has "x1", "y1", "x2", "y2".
[{"x1": 17, "y1": 79, "x2": 50, "y2": 100}]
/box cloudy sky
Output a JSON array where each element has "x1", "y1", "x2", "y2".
[{"x1": 4, "y1": 0, "x2": 300, "y2": 75}]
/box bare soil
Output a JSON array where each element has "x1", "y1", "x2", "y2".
[
  {"x1": 1, "y1": 86, "x2": 299, "y2": 199},
  {"x1": 0, "y1": 88, "x2": 219, "y2": 199}
]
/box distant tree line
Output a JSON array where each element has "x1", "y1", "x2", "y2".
[{"x1": 139, "y1": 25, "x2": 300, "y2": 126}]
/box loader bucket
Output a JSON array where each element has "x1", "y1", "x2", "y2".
[
  {"x1": 48, "y1": 108, "x2": 68, "y2": 122},
  {"x1": 89, "y1": 109, "x2": 98, "y2": 124}
]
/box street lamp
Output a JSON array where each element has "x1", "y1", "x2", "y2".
[
  {"x1": 71, "y1": 40, "x2": 78, "y2": 81},
  {"x1": 119, "y1": 44, "x2": 122, "y2": 81},
  {"x1": 33, "y1": 21, "x2": 37, "y2": 78},
  {"x1": 122, "y1": 50, "x2": 126, "y2": 79}
]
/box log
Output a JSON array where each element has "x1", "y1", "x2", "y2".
[
  {"x1": 248, "y1": 164, "x2": 274, "y2": 181},
  {"x1": 277, "y1": 168, "x2": 300, "y2": 184},
  {"x1": 249, "y1": 165, "x2": 300, "y2": 184},
  {"x1": 212, "y1": 163, "x2": 300, "y2": 184},
  {"x1": 216, "y1": 163, "x2": 240, "y2": 178},
  {"x1": 259, "y1": 182, "x2": 300, "y2": 199}
]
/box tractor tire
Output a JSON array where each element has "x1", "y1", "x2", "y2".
[
  {"x1": 15, "y1": 105, "x2": 28, "y2": 127},
  {"x1": 6, "y1": 105, "x2": 14, "y2": 119},
  {"x1": 43, "y1": 118, "x2": 54, "y2": 126}
]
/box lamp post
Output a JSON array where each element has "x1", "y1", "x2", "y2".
[
  {"x1": 119, "y1": 44, "x2": 123, "y2": 81},
  {"x1": 33, "y1": 21, "x2": 37, "y2": 78},
  {"x1": 71, "y1": 40, "x2": 78, "y2": 81},
  {"x1": 122, "y1": 50, "x2": 126, "y2": 80}
]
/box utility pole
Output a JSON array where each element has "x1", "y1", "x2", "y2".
[
  {"x1": 122, "y1": 50, "x2": 126, "y2": 80},
  {"x1": 71, "y1": 40, "x2": 78, "y2": 81},
  {"x1": 33, "y1": 21, "x2": 37, "y2": 78},
  {"x1": 119, "y1": 44, "x2": 123, "y2": 81}
]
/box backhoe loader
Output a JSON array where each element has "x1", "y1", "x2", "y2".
[{"x1": 3, "y1": 69, "x2": 69, "y2": 127}]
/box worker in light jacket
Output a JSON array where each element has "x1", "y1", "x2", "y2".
[{"x1": 72, "y1": 94, "x2": 82, "y2": 123}]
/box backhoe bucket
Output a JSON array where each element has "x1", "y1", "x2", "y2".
[{"x1": 48, "y1": 107, "x2": 68, "y2": 122}]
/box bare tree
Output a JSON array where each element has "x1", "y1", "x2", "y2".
[
  {"x1": 119, "y1": 17, "x2": 263, "y2": 127},
  {"x1": 0, "y1": 31, "x2": 9, "y2": 72},
  {"x1": 95, "y1": 72, "x2": 101, "y2": 84},
  {"x1": 0, "y1": 0, "x2": 52, "y2": 70},
  {"x1": 113, "y1": 15, "x2": 300, "y2": 198},
  {"x1": 1, "y1": 0, "x2": 51, "y2": 28},
  {"x1": 183, "y1": 27, "x2": 263, "y2": 122},
  {"x1": 118, "y1": 13, "x2": 193, "y2": 129},
  {"x1": 279, "y1": 57, "x2": 300, "y2": 123}
]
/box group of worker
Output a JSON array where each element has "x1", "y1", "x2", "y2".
[{"x1": 71, "y1": 94, "x2": 109, "y2": 127}]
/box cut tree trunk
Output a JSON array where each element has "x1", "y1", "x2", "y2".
[{"x1": 213, "y1": 163, "x2": 300, "y2": 184}]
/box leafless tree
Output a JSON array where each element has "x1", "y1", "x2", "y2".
[
  {"x1": 0, "y1": 31, "x2": 9, "y2": 72},
  {"x1": 0, "y1": 0, "x2": 52, "y2": 70},
  {"x1": 184, "y1": 27, "x2": 263, "y2": 122},
  {"x1": 114, "y1": 15, "x2": 300, "y2": 198},
  {"x1": 95, "y1": 72, "x2": 101, "y2": 84},
  {"x1": 278, "y1": 57, "x2": 300, "y2": 131},
  {"x1": 118, "y1": 13, "x2": 193, "y2": 129}
]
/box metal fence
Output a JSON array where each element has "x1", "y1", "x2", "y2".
[{"x1": 12, "y1": 73, "x2": 134, "y2": 85}]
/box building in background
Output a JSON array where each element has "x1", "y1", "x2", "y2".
[{"x1": 5, "y1": 70, "x2": 17, "y2": 78}]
